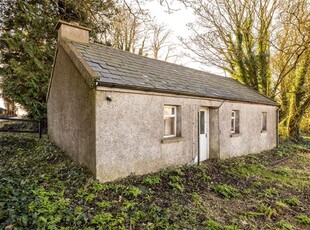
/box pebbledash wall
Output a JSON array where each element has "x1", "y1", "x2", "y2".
[
  {"x1": 94, "y1": 87, "x2": 277, "y2": 182},
  {"x1": 48, "y1": 45, "x2": 96, "y2": 174}
]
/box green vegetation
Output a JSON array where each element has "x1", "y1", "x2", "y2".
[
  {"x1": 0, "y1": 0, "x2": 117, "y2": 119},
  {"x1": 1, "y1": 134, "x2": 310, "y2": 229},
  {"x1": 212, "y1": 184, "x2": 240, "y2": 199},
  {"x1": 297, "y1": 215, "x2": 310, "y2": 226}
]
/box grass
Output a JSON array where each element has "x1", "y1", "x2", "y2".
[{"x1": 0, "y1": 134, "x2": 310, "y2": 229}]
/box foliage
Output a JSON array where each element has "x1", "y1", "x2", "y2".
[
  {"x1": 202, "y1": 219, "x2": 222, "y2": 230},
  {"x1": 0, "y1": 0, "x2": 116, "y2": 119},
  {"x1": 212, "y1": 184, "x2": 240, "y2": 199},
  {"x1": 284, "y1": 197, "x2": 301, "y2": 207},
  {"x1": 296, "y1": 215, "x2": 310, "y2": 226},
  {"x1": 245, "y1": 205, "x2": 277, "y2": 219},
  {"x1": 142, "y1": 175, "x2": 161, "y2": 186},
  {"x1": 258, "y1": 188, "x2": 278, "y2": 198},
  {"x1": 275, "y1": 220, "x2": 295, "y2": 230},
  {"x1": 122, "y1": 186, "x2": 142, "y2": 198},
  {"x1": 180, "y1": 0, "x2": 310, "y2": 141},
  {"x1": 0, "y1": 134, "x2": 310, "y2": 229}
]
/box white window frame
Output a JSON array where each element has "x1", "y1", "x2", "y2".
[
  {"x1": 163, "y1": 105, "x2": 177, "y2": 138},
  {"x1": 262, "y1": 112, "x2": 267, "y2": 131},
  {"x1": 231, "y1": 110, "x2": 236, "y2": 134}
]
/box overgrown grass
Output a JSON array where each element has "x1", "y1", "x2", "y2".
[{"x1": 0, "y1": 134, "x2": 310, "y2": 229}]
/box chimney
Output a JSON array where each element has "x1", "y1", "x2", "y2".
[{"x1": 56, "y1": 20, "x2": 91, "y2": 43}]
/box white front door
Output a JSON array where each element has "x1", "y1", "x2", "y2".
[{"x1": 199, "y1": 108, "x2": 209, "y2": 161}]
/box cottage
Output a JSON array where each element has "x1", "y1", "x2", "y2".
[{"x1": 47, "y1": 21, "x2": 279, "y2": 182}]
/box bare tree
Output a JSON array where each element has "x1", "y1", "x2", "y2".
[
  {"x1": 103, "y1": 1, "x2": 179, "y2": 61},
  {"x1": 180, "y1": 0, "x2": 309, "y2": 141},
  {"x1": 179, "y1": 0, "x2": 278, "y2": 96}
]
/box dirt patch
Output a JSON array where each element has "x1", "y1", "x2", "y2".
[{"x1": 299, "y1": 153, "x2": 310, "y2": 158}]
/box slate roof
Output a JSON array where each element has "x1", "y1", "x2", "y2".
[{"x1": 70, "y1": 41, "x2": 278, "y2": 106}]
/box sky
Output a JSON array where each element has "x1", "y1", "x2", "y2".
[{"x1": 141, "y1": 0, "x2": 225, "y2": 76}]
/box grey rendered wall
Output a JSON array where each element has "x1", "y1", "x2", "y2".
[
  {"x1": 95, "y1": 89, "x2": 222, "y2": 182},
  {"x1": 47, "y1": 46, "x2": 96, "y2": 173},
  {"x1": 218, "y1": 102, "x2": 277, "y2": 158}
]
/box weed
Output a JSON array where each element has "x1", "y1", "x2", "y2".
[
  {"x1": 224, "y1": 225, "x2": 240, "y2": 230},
  {"x1": 129, "y1": 211, "x2": 147, "y2": 228},
  {"x1": 91, "y1": 212, "x2": 113, "y2": 225},
  {"x1": 27, "y1": 187, "x2": 71, "y2": 228},
  {"x1": 168, "y1": 168, "x2": 185, "y2": 176},
  {"x1": 258, "y1": 188, "x2": 278, "y2": 198},
  {"x1": 76, "y1": 188, "x2": 88, "y2": 198},
  {"x1": 121, "y1": 200, "x2": 137, "y2": 211},
  {"x1": 92, "y1": 183, "x2": 108, "y2": 192},
  {"x1": 271, "y1": 167, "x2": 292, "y2": 176},
  {"x1": 296, "y1": 215, "x2": 310, "y2": 226},
  {"x1": 275, "y1": 201, "x2": 289, "y2": 209},
  {"x1": 259, "y1": 205, "x2": 277, "y2": 219},
  {"x1": 142, "y1": 175, "x2": 161, "y2": 186},
  {"x1": 96, "y1": 201, "x2": 112, "y2": 209},
  {"x1": 197, "y1": 172, "x2": 211, "y2": 181},
  {"x1": 251, "y1": 181, "x2": 262, "y2": 188},
  {"x1": 245, "y1": 205, "x2": 277, "y2": 219},
  {"x1": 202, "y1": 219, "x2": 222, "y2": 230},
  {"x1": 122, "y1": 186, "x2": 141, "y2": 198},
  {"x1": 85, "y1": 193, "x2": 97, "y2": 203},
  {"x1": 169, "y1": 175, "x2": 181, "y2": 182},
  {"x1": 169, "y1": 182, "x2": 184, "y2": 192},
  {"x1": 284, "y1": 197, "x2": 301, "y2": 207},
  {"x1": 212, "y1": 184, "x2": 239, "y2": 199},
  {"x1": 275, "y1": 220, "x2": 295, "y2": 230},
  {"x1": 191, "y1": 192, "x2": 201, "y2": 202}
]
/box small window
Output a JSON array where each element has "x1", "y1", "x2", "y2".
[
  {"x1": 231, "y1": 110, "x2": 240, "y2": 134},
  {"x1": 262, "y1": 112, "x2": 267, "y2": 131},
  {"x1": 164, "y1": 106, "x2": 177, "y2": 138},
  {"x1": 200, "y1": 111, "x2": 205, "y2": 134}
]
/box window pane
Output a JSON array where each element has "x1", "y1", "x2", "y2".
[
  {"x1": 164, "y1": 106, "x2": 175, "y2": 115},
  {"x1": 200, "y1": 111, "x2": 205, "y2": 134},
  {"x1": 231, "y1": 110, "x2": 239, "y2": 133},
  {"x1": 262, "y1": 112, "x2": 267, "y2": 131},
  {"x1": 235, "y1": 111, "x2": 239, "y2": 133},
  {"x1": 164, "y1": 117, "x2": 175, "y2": 136},
  {"x1": 231, "y1": 118, "x2": 235, "y2": 132}
]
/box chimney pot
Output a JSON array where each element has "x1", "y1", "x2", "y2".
[{"x1": 56, "y1": 20, "x2": 90, "y2": 43}]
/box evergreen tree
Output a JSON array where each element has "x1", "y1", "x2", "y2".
[{"x1": 0, "y1": 0, "x2": 116, "y2": 119}]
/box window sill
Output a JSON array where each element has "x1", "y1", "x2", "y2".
[
  {"x1": 230, "y1": 133, "x2": 241, "y2": 137},
  {"x1": 161, "y1": 136, "x2": 183, "y2": 143}
]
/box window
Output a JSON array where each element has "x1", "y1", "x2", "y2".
[
  {"x1": 164, "y1": 106, "x2": 177, "y2": 138},
  {"x1": 262, "y1": 112, "x2": 267, "y2": 131},
  {"x1": 200, "y1": 111, "x2": 205, "y2": 134},
  {"x1": 231, "y1": 110, "x2": 240, "y2": 134}
]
